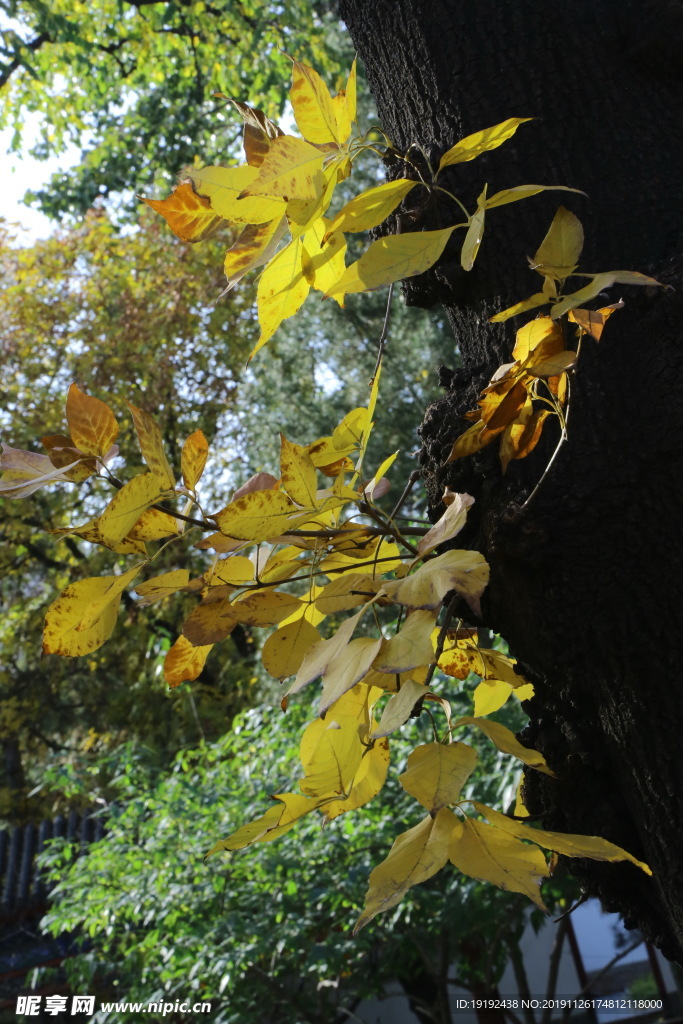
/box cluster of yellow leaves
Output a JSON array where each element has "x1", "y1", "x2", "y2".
[{"x1": 141, "y1": 61, "x2": 579, "y2": 360}]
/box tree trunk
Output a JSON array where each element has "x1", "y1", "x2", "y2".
[{"x1": 338, "y1": 0, "x2": 683, "y2": 961}]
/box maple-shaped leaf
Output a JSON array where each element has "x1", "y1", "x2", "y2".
[
  {"x1": 449, "y1": 816, "x2": 550, "y2": 909},
  {"x1": 140, "y1": 181, "x2": 224, "y2": 242},
  {"x1": 43, "y1": 564, "x2": 142, "y2": 657},
  {"x1": 354, "y1": 807, "x2": 456, "y2": 932}
]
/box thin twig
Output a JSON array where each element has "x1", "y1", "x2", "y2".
[{"x1": 370, "y1": 282, "x2": 394, "y2": 386}]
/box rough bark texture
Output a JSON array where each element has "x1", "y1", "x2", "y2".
[{"x1": 338, "y1": 0, "x2": 683, "y2": 961}]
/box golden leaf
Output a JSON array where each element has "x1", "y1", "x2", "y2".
[
  {"x1": 373, "y1": 609, "x2": 437, "y2": 674},
  {"x1": 135, "y1": 569, "x2": 191, "y2": 606},
  {"x1": 416, "y1": 492, "x2": 474, "y2": 557},
  {"x1": 240, "y1": 135, "x2": 326, "y2": 201},
  {"x1": 301, "y1": 217, "x2": 347, "y2": 303},
  {"x1": 128, "y1": 507, "x2": 180, "y2": 542},
  {"x1": 400, "y1": 741, "x2": 478, "y2": 813},
  {"x1": 461, "y1": 196, "x2": 486, "y2": 271},
  {"x1": 43, "y1": 564, "x2": 142, "y2": 657},
  {"x1": 231, "y1": 590, "x2": 302, "y2": 627},
  {"x1": 444, "y1": 421, "x2": 490, "y2": 464},
  {"x1": 354, "y1": 807, "x2": 456, "y2": 932},
  {"x1": 164, "y1": 634, "x2": 212, "y2": 687},
  {"x1": 290, "y1": 58, "x2": 340, "y2": 144},
  {"x1": 299, "y1": 714, "x2": 365, "y2": 799},
  {"x1": 139, "y1": 181, "x2": 223, "y2": 241},
  {"x1": 324, "y1": 225, "x2": 456, "y2": 302},
  {"x1": 474, "y1": 803, "x2": 652, "y2": 875},
  {"x1": 96, "y1": 473, "x2": 167, "y2": 546},
  {"x1": 456, "y1": 717, "x2": 555, "y2": 775},
  {"x1": 252, "y1": 236, "x2": 311, "y2": 359},
  {"x1": 190, "y1": 164, "x2": 285, "y2": 224},
  {"x1": 280, "y1": 433, "x2": 318, "y2": 506},
  {"x1": 126, "y1": 401, "x2": 175, "y2": 489},
  {"x1": 222, "y1": 216, "x2": 287, "y2": 291},
  {"x1": 320, "y1": 636, "x2": 384, "y2": 714},
  {"x1": 65, "y1": 383, "x2": 119, "y2": 459},
  {"x1": 182, "y1": 598, "x2": 237, "y2": 645},
  {"x1": 473, "y1": 679, "x2": 514, "y2": 716},
  {"x1": 438, "y1": 118, "x2": 532, "y2": 172},
  {"x1": 315, "y1": 573, "x2": 383, "y2": 615},
  {"x1": 324, "y1": 179, "x2": 418, "y2": 239},
  {"x1": 323, "y1": 738, "x2": 390, "y2": 821},
  {"x1": 371, "y1": 679, "x2": 428, "y2": 738},
  {"x1": 449, "y1": 817, "x2": 549, "y2": 909},
  {"x1": 212, "y1": 489, "x2": 304, "y2": 542},
  {"x1": 261, "y1": 619, "x2": 321, "y2": 680},
  {"x1": 531, "y1": 206, "x2": 584, "y2": 281},
  {"x1": 181, "y1": 430, "x2": 209, "y2": 490}
]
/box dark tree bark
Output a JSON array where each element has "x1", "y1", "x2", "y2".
[{"x1": 338, "y1": 0, "x2": 683, "y2": 961}]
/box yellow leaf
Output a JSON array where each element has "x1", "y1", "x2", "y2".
[
  {"x1": 489, "y1": 292, "x2": 548, "y2": 323},
  {"x1": 568, "y1": 301, "x2": 623, "y2": 341},
  {"x1": 223, "y1": 216, "x2": 288, "y2": 291},
  {"x1": 240, "y1": 135, "x2": 326, "y2": 201},
  {"x1": 373, "y1": 609, "x2": 437, "y2": 674},
  {"x1": 531, "y1": 206, "x2": 584, "y2": 281},
  {"x1": 96, "y1": 473, "x2": 167, "y2": 546},
  {"x1": 289, "y1": 607, "x2": 368, "y2": 695},
  {"x1": 320, "y1": 636, "x2": 384, "y2": 714},
  {"x1": 182, "y1": 598, "x2": 237, "y2": 645},
  {"x1": 325, "y1": 226, "x2": 456, "y2": 302},
  {"x1": 190, "y1": 164, "x2": 285, "y2": 223},
  {"x1": 527, "y1": 350, "x2": 577, "y2": 378},
  {"x1": 371, "y1": 678, "x2": 428, "y2": 738},
  {"x1": 231, "y1": 590, "x2": 302, "y2": 627},
  {"x1": 331, "y1": 90, "x2": 351, "y2": 143},
  {"x1": 181, "y1": 430, "x2": 209, "y2": 490},
  {"x1": 299, "y1": 715, "x2": 365, "y2": 799},
  {"x1": 164, "y1": 634, "x2": 212, "y2": 687},
  {"x1": 280, "y1": 433, "x2": 318, "y2": 506},
  {"x1": 461, "y1": 195, "x2": 486, "y2": 271},
  {"x1": 128, "y1": 507, "x2": 180, "y2": 542},
  {"x1": 416, "y1": 492, "x2": 474, "y2": 558},
  {"x1": 456, "y1": 717, "x2": 555, "y2": 775},
  {"x1": 286, "y1": 158, "x2": 340, "y2": 240},
  {"x1": 261, "y1": 619, "x2": 321, "y2": 680},
  {"x1": 550, "y1": 273, "x2": 617, "y2": 319},
  {"x1": 485, "y1": 184, "x2": 583, "y2": 209},
  {"x1": 355, "y1": 807, "x2": 456, "y2": 932},
  {"x1": 332, "y1": 407, "x2": 370, "y2": 448},
  {"x1": 449, "y1": 817, "x2": 549, "y2": 909},
  {"x1": 323, "y1": 738, "x2": 390, "y2": 820},
  {"x1": 43, "y1": 564, "x2": 142, "y2": 657},
  {"x1": 512, "y1": 316, "x2": 564, "y2": 363},
  {"x1": 212, "y1": 489, "x2": 304, "y2": 542},
  {"x1": 473, "y1": 679, "x2": 514, "y2": 716},
  {"x1": 301, "y1": 217, "x2": 347, "y2": 303},
  {"x1": 438, "y1": 118, "x2": 532, "y2": 172},
  {"x1": 400, "y1": 742, "x2": 478, "y2": 813},
  {"x1": 315, "y1": 573, "x2": 383, "y2": 615},
  {"x1": 65, "y1": 383, "x2": 118, "y2": 459},
  {"x1": 135, "y1": 569, "x2": 191, "y2": 606},
  {"x1": 473, "y1": 803, "x2": 652, "y2": 875},
  {"x1": 258, "y1": 545, "x2": 307, "y2": 585},
  {"x1": 324, "y1": 179, "x2": 418, "y2": 239},
  {"x1": 345, "y1": 59, "x2": 357, "y2": 125},
  {"x1": 467, "y1": 646, "x2": 530, "y2": 689},
  {"x1": 139, "y1": 181, "x2": 222, "y2": 241},
  {"x1": 363, "y1": 450, "x2": 399, "y2": 501},
  {"x1": 444, "y1": 420, "x2": 491, "y2": 464},
  {"x1": 252, "y1": 237, "x2": 311, "y2": 359},
  {"x1": 381, "y1": 549, "x2": 489, "y2": 616},
  {"x1": 207, "y1": 803, "x2": 283, "y2": 854},
  {"x1": 209, "y1": 555, "x2": 255, "y2": 587},
  {"x1": 230, "y1": 100, "x2": 283, "y2": 168},
  {"x1": 126, "y1": 401, "x2": 175, "y2": 489},
  {"x1": 290, "y1": 58, "x2": 340, "y2": 144}
]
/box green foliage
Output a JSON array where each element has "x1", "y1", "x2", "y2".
[
  {"x1": 39, "y1": 700, "x2": 577, "y2": 1023},
  {"x1": 0, "y1": 0, "x2": 347, "y2": 218}
]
